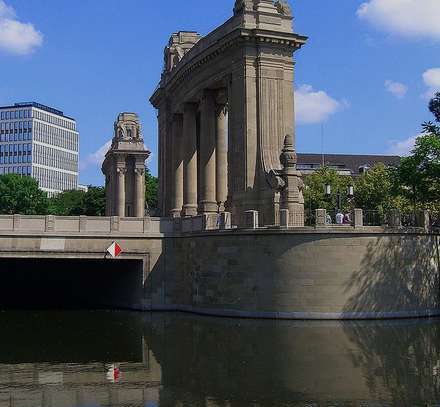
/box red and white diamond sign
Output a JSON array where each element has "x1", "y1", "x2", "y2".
[{"x1": 107, "y1": 242, "x2": 122, "y2": 258}]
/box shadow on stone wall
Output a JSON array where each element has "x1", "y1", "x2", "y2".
[{"x1": 344, "y1": 235, "x2": 440, "y2": 314}]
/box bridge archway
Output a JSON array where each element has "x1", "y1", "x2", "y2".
[{"x1": 0, "y1": 257, "x2": 145, "y2": 310}]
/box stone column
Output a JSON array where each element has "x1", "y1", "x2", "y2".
[
  {"x1": 216, "y1": 99, "x2": 228, "y2": 212},
  {"x1": 199, "y1": 90, "x2": 217, "y2": 214},
  {"x1": 182, "y1": 103, "x2": 198, "y2": 217},
  {"x1": 171, "y1": 114, "x2": 184, "y2": 217},
  {"x1": 134, "y1": 166, "x2": 145, "y2": 217},
  {"x1": 117, "y1": 166, "x2": 126, "y2": 217}
]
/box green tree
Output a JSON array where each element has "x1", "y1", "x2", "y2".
[
  {"x1": 0, "y1": 174, "x2": 48, "y2": 215},
  {"x1": 429, "y1": 91, "x2": 440, "y2": 123},
  {"x1": 394, "y1": 94, "x2": 440, "y2": 213},
  {"x1": 48, "y1": 189, "x2": 85, "y2": 215},
  {"x1": 303, "y1": 167, "x2": 353, "y2": 219},
  {"x1": 395, "y1": 134, "x2": 440, "y2": 212},
  {"x1": 145, "y1": 167, "x2": 158, "y2": 211},
  {"x1": 83, "y1": 186, "x2": 106, "y2": 216},
  {"x1": 48, "y1": 186, "x2": 105, "y2": 216},
  {"x1": 354, "y1": 163, "x2": 397, "y2": 215}
]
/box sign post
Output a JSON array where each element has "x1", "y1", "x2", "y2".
[{"x1": 106, "y1": 242, "x2": 122, "y2": 258}]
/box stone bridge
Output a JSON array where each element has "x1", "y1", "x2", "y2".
[
  {"x1": 0, "y1": 214, "x2": 438, "y2": 319},
  {"x1": 0, "y1": 215, "x2": 173, "y2": 310}
]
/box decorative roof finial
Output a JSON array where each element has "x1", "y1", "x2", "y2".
[
  {"x1": 275, "y1": 0, "x2": 292, "y2": 16},
  {"x1": 280, "y1": 134, "x2": 297, "y2": 169}
]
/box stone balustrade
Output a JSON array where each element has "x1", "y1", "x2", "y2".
[
  {"x1": 0, "y1": 215, "x2": 174, "y2": 235},
  {"x1": 0, "y1": 209, "x2": 435, "y2": 236}
]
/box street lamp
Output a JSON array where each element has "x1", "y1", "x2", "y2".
[
  {"x1": 325, "y1": 184, "x2": 354, "y2": 212},
  {"x1": 348, "y1": 185, "x2": 354, "y2": 198}
]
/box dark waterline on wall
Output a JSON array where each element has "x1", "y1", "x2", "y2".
[{"x1": 0, "y1": 311, "x2": 438, "y2": 406}]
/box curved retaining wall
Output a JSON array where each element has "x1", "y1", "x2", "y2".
[{"x1": 148, "y1": 228, "x2": 440, "y2": 319}]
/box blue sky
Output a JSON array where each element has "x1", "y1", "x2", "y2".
[{"x1": 0, "y1": 0, "x2": 439, "y2": 186}]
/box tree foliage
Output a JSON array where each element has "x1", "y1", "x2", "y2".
[
  {"x1": 48, "y1": 186, "x2": 105, "y2": 216},
  {"x1": 82, "y1": 186, "x2": 106, "y2": 216},
  {"x1": 48, "y1": 189, "x2": 85, "y2": 215},
  {"x1": 304, "y1": 167, "x2": 353, "y2": 215},
  {"x1": 395, "y1": 133, "x2": 440, "y2": 212},
  {"x1": 354, "y1": 163, "x2": 395, "y2": 215},
  {"x1": 145, "y1": 167, "x2": 158, "y2": 211},
  {"x1": 429, "y1": 91, "x2": 440, "y2": 123},
  {"x1": 0, "y1": 174, "x2": 49, "y2": 215}
]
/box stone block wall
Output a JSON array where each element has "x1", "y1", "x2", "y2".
[
  {"x1": 150, "y1": 230, "x2": 440, "y2": 319},
  {"x1": 0, "y1": 214, "x2": 437, "y2": 319}
]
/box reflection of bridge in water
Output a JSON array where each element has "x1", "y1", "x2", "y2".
[
  {"x1": 0, "y1": 312, "x2": 438, "y2": 407},
  {"x1": 0, "y1": 362, "x2": 160, "y2": 407}
]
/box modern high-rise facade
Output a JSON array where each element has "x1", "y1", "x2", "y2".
[{"x1": 0, "y1": 102, "x2": 79, "y2": 196}]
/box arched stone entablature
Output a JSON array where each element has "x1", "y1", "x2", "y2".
[{"x1": 151, "y1": 0, "x2": 307, "y2": 226}]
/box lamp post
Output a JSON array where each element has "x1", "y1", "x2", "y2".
[{"x1": 325, "y1": 184, "x2": 354, "y2": 212}]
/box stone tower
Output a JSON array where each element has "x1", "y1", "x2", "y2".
[{"x1": 102, "y1": 113, "x2": 151, "y2": 217}]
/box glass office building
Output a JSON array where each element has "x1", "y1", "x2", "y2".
[{"x1": 0, "y1": 102, "x2": 79, "y2": 196}]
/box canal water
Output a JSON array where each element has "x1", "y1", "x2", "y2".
[{"x1": 0, "y1": 311, "x2": 438, "y2": 406}]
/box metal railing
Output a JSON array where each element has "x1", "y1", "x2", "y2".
[
  {"x1": 305, "y1": 211, "x2": 316, "y2": 227},
  {"x1": 401, "y1": 212, "x2": 418, "y2": 227},
  {"x1": 430, "y1": 213, "x2": 440, "y2": 233},
  {"x1": 362, "y1": 210, "x2": 384, "y2": 227}
]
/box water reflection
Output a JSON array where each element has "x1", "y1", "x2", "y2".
[{"x1": 0, "y1": 311, "x2": 438, "y2": 406}]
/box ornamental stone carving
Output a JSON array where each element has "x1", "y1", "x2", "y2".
[{"x1": 275, "y1": 0, "x2": 292, "y2": 16}]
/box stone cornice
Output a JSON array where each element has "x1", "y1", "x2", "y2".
[{"x1": 151, "y1": 27, "x2": 307, "y2": 105}]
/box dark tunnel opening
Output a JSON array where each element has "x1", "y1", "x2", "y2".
[{"x1": 0, "y1": 258, "x2": 144, "y2": 310}]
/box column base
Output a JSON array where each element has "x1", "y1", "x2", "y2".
[
  {"x1": 198, "y1": 201, "x2": 218, "y2": 214},
  {"x1": 181, "y1": 205, "x2": 198, "y2": 217},
  {"x1": 217, "y1": 202, "x2": 226, "y2": 213},
  {"x1": 170, "y1": 209, "x2": 182, "y2": 218}
]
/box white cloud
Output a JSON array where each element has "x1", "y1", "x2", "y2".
[
  {"x1": 80, "y1": 140, "x2": 112, "y2": 171},
  {"x1": 0, "y1": 0, "x2": 14, "y2": 18},
  {"x1": 388, "y1": 135, "x2": 418, "y2": 156},
  {"x1": 0, "y1": 0, "x2": 43, "y2": 55},
  {"x1": 357, "y1": 0, "x2": 440, "y2": 41},
  {"x1": 80, "y1": 140, "x2": 152, "y2": 171},
  {"x1": 422, "y1": 68, "x2": 440, "y2": 99},
  {"x1": 385, "y1": 80, "x2": 408, "y2": 99},
  {"x1": 295, "y1": 85, "x2": 344, "y2": 124}
]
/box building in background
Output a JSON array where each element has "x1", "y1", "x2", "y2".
[
  {"x1": 0, "y1": 102, "x2": 79, "y2": 196},
  {"x1": 297, "y1": 153, "x2": 401, "y2": 177}
]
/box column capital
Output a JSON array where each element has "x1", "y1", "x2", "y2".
[
  {"x1": 172, "y1": 112, "x2": 184, "y2": 121},
  {"x1": 134, "y1": 167, "x2": 145, "y2": 176},
  {"x1": 215, "y1": 88, "x2": 228, "y2": 105},
  {"x1": 117, "y1": 167, "x2": 127, "y2": 175},
  {"x1": 183, "y1": 102, "x2": 198, "y2": 113},
  {"x1": 216, "y1": 103, "x2": 228, "y2": 116}
]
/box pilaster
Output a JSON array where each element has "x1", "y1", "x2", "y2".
[
  {"x1": 117, "y1": 165, "x2": 127, "y2": 218},
  {"x1": 216, "y1": 93, "x2": 228, "y2": 213},
  {"x1": 199, "y1": 90, "x2": 218, "y2": 214},
  {"x1": 182, "y1": 103, "x2": 198, "y2": 217},
  {"x1": 171, "y1": 114, "x2": 184, "y2": 217},
  {"x1": 134, "y1": 166, "x2": 145, "y2": 217}
]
